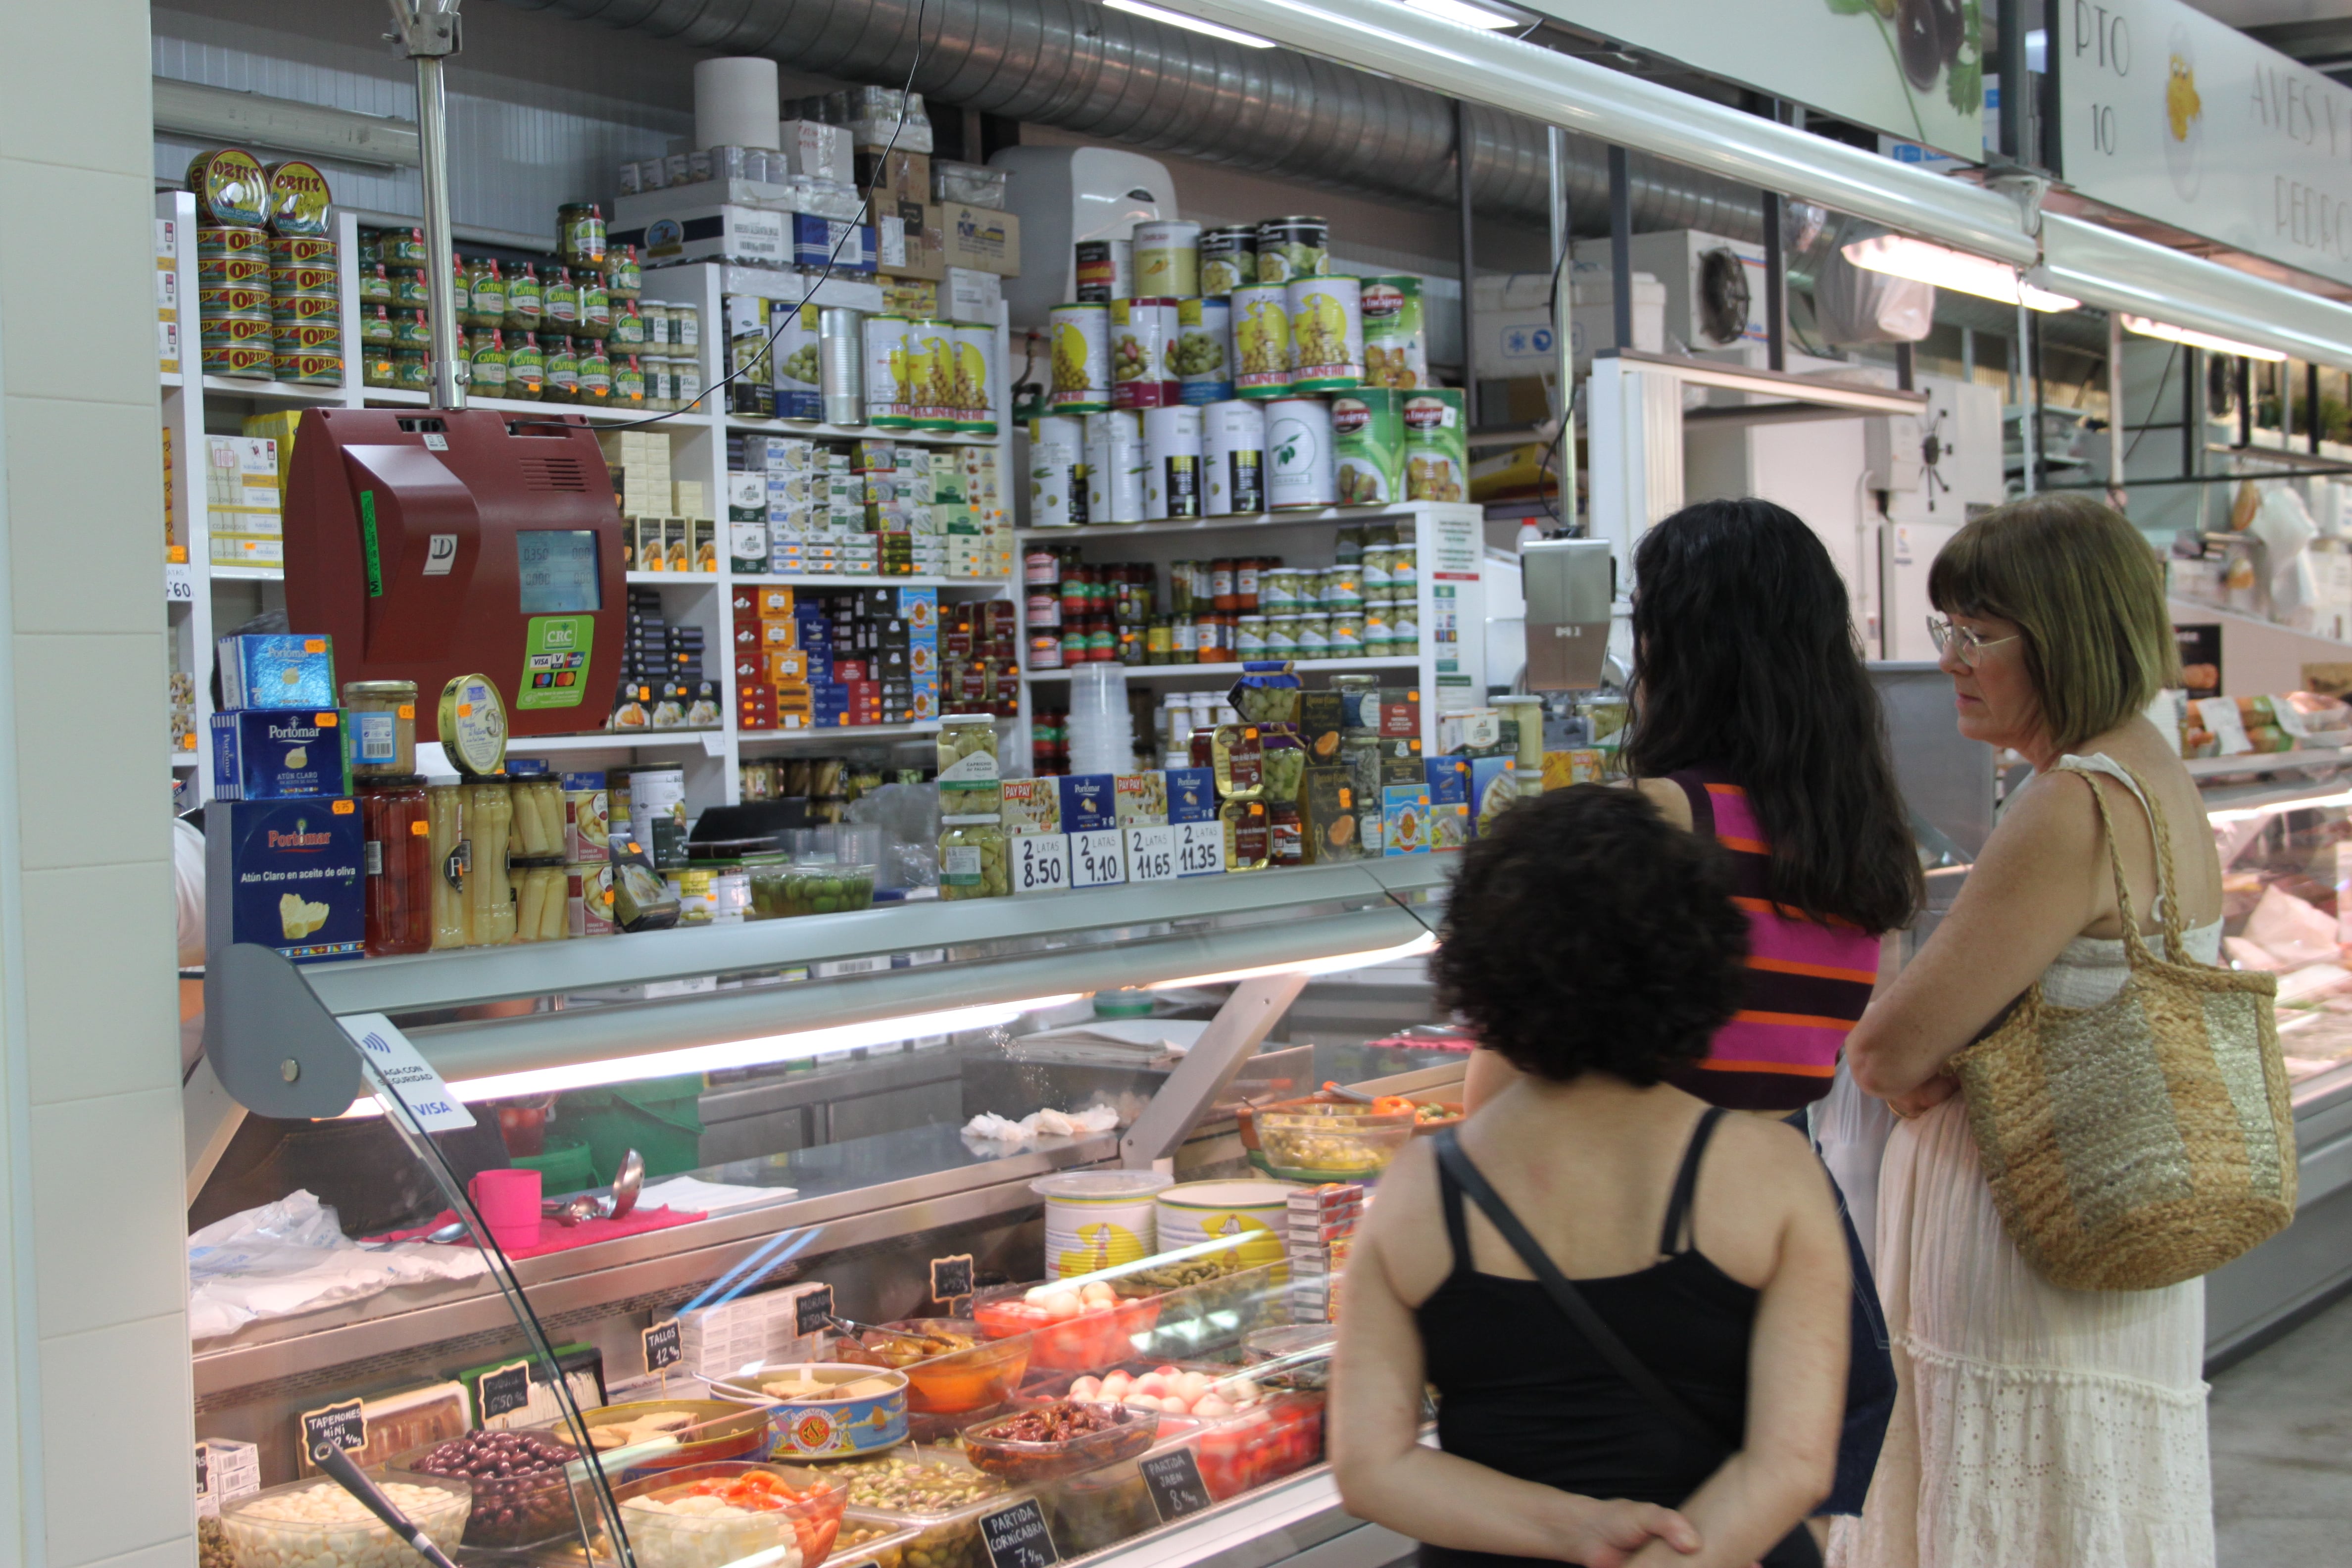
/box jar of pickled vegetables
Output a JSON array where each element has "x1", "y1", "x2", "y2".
[
  {"x1": 359, "y1": 777, "x2": 430, "y2": 956},
  {"x1": 939, "y1": 816, "x2": 1008, "y2": 899}
]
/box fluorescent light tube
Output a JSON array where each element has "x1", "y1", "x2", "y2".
[
  {"x1": 1145, "y1": 931, "x2": 1439, "y2": 990},
  {"x1": 1843, "y1": 233, "x2": 2079, "y2": 313},
  {"x1": 1404, "y1": 0, "x2": 1523, "y2": 27},
  {"x1": 2120, "y1": 314, "x2": 2287, "y2": 362},
  {"x1": 1104, "y1": 0, "x2": 1278, "y2": 47}
]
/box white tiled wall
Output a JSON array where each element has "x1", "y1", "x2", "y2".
[{"x1": 0, "y1": 2, "x2": 192, "y2": 1564}]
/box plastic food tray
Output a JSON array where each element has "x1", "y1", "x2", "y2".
[
  {"x1": 971, "y1": 1285, "x2": 1161, "y2": 1372},
  {"x1": 961, "y1": 1402, "x2": 1159, "y2": 1485},
  {"x1": 220, "y1": 1473, "x2": 472, "y2": 1568},
  {"x1": 1252, "y1": 1106, "x2": 1414, "y2": 1178},
  {"x1": 609, "y1": 1461, "x2": 849, "y2": 1568},
  {"x1": 386, "y1": 1431, "x2": 582, "y2": 1551},
  {"x1": 835, "y1": 1453, "x2": 1028, "y2": 1568}
]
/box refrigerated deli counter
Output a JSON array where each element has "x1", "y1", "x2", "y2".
[{"x1": 189, "y1": 859, "x2": 1457, "y2": 1568}]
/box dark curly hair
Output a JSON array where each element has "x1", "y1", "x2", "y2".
[{"x1": 1433, "y1": 785, "x2": 1750, "y2": 1084}]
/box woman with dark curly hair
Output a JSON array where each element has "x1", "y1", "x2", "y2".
[{"x1": 1332, "y1": 787, "x2": 1850, "y2": 1568}]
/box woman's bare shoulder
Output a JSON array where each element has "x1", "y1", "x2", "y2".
[{"x1": 1634, "y1": 776, "x2": 1693, "y2": 831}]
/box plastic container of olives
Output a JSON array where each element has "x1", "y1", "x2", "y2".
[{"x1": 833, "y1": 1453, "x2": 1025, "y2": 1568}]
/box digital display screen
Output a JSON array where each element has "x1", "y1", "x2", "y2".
[{"x1": 517, "y1": 530, "x2": 601, "y2": 614}]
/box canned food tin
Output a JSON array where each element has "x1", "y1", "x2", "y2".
[
  {"x1": 196, "y1": 223, "x2": 268, "y2": 260},
  {"x1": 1200, "y1": 226, "x2": 1258, "y2": 298},
  {"x1": 269, "y1": 263, "x2": 338, "y2": 296},
  {"x1": 267, "y1": 233, "x2": 337, "y2": 268},
  {"x1": 198, "y1": 285, "x2": 272, "y2": 317},
  {"x1": 1110, "y1": 297, "x2": 1178, "y2": 410},
  {"x1": 1202, "y1": 399, "x2": 1267, "y2": 516},
  {"x1": 199, "y1": 313, "x2": 275, "y2": 349},
  {"x1": 1048, "y1": 302, "x2": 1112, "y2": 413},
  {"x1": 264, "y1": 159, "x2": 333, "y2": 237},
  {"x1": 200, "y1": 342, "x2": 272, "y2": 379},
  {"x1": 863, "y1": 314, "x2": 914, "y2": 428},
  {"x1": 272, "y1": 349, "x2": 343, "y2": 384},
  {"x1": 1266, "y1": 396, "x2": 1336, "y2": 509},
  {"x1": 769, "y1": 300, "x2": 820, "y2": 419},
  {"x1": 187, "y1": 149, "x2": 268, "y2": 228},
  {"x1": 274, "y1": 319, "x2": 342, "y2": 355},
  {"x1": 1362, "y1": 276, "x2": 1429, "y2": 390},
  {"x1": 558, "y1": 202, "x2": 607, "y2": 269},
  {"x1": 1083, "y1": 410, "x2": 1147, "y2": 525},
  {"x1": 1143, "y1": 404, "x2": 1203, "y2": 522},
  {"x1": 197, "y1": 254, "x2": 268, "y2": 290},
  {"x1": 819, "y1": 307, "x2": 863, "y2": 425},
  {"x1": 1075, "y1": 239, "x2": 1132, "y2": 305},
  {"x1": 1175, "y1": 297, "x2": 1233, "y2": 404},
  {"x1": 1332, "y1": 389, "x2": 1404, "y2": 505},
  {"x1": 1287, "y1": 274, "x2": 1364, "y2": 390},
  {"x1": 1134, "y1": 219, "x2": 1203, "y2": 298},
  {"x1": 953, "y1": 323, "x2": 998, "y2": 436},
  {"x1": 1403, "y1": 390, "x2": 1469, "y2": 502},
  {"x1": 907, "y1": 318, "x2": 958, "y2": 430},
  {"x1": 1029, "y1": 414, "x2": 1086, "y2": 529},
  {"x1": 1256, "y1": 216, "x2": 1329, "y2": 285},
  {"x1": 1231, "y1": 284, "x2": 1293, "y2": 400},
  {"x1": 271, "y1": 292, "x2": 341, "y2": 326}
]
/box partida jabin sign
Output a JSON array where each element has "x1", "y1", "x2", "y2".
[{"x1": 2058, "y1": 0, "x2": 2352, "y2": 288}]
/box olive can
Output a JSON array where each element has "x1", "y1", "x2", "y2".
[
  {"x1": 1083, "y1": 410, "x2": 1147, "y2": 525},
  {"x1": 197, "y1": 253, "x2": 268, "y2": 290},
  {"x1": 1175, "y1": 297, "x2": 1233, "y2": 404},
  {"x1": 1133, "y1": 219, "x2": 1203, "y2": 299},
  {"x1": 954, "y1": 323, "x2": 998, "y2": 436},
  {"x1": 1029, "y1": 414, "x2": 1087, "y2": 530},
  {"x1": 1203, "y1": 399, "x2": 1268, "y2": 516},
  {"x1": 507, "y1": 333, "x2": 546, "y2": 400},
  {"x1": 1048, "y1": 302, "x2": 1112, "y2": 413},
  {"x1": 1200, "y1": 226, "x2": 1258, "y2": 298},
  {"x1": 1256, "y1": 216, "x2": 1329, "y2": 285},
  {"x1": 1074, "y1": 239, "x2": 1132, "y2": 304},
  {"x1": 862, "y1": 314, "x2": 914, "y2": 428},
  {"x1": 1143, "y1": 404, "x2": 1203, "y2": 522},
  {"x1": 1286, "y1": 274, "x2": 1365, "y2": 390},
  {"x1": 264, "y1": 159, "x2": 333, "y2": 237},
  {"x1": 558, "y1": 202, "x2": 608, "y2": 269},
  {"x1": 1110, "y1": 296, "x2": 1179, "y2": 409},
  {"x1": 820, "y1": 307, "x2": 863, "y2": 425},
  {"x1": 1230, "y1": 285, "x2": 1292, "y2": 398},
  {"x1": 187, "y1": 148, "x2": 269, "y2": 228},
  {"x1": 1361, "y1": 276, "x2": 1429, "y2": 390},
  {"x1": 269, "y1": 263, "x2": 337, "y2": 297},
  {"x1": 908, "y1": 318, "x2": 958, "y2": 430},
  {"x1": 1266, "y1": 396, "x2": 1337, "y2": 510},
  {"x1": 771, "y1": 300, "x2": 822, "y2": 420},
  {"x1": 1403, "y1": 390, "x2": 1470, "y2": 502}
]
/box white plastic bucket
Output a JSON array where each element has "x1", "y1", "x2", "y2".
[
  {"x1": 1154, "y1": 1179, "x2": 1296, "y2": 1273},
  {"x1": 1034, "y1": 1171, "x2": 1172, "y2": 1278}
]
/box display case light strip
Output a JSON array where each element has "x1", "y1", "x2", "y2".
[
  {"x1": 2120, "y1": 314, "x2": 2288, "y2": 363},
  {"x1": 1104, "y1": 0, "x2": 1277, "y2": 47},
  {"x1": 1144, "y1": 931, "x2": 1439, "y2": 990},
  {"x1": 2205, "y1": 789, "x2": 2352, "y2": 825},
  {"x1": 1842, "y1": 234, "x2": 2079, "y2": 313}
]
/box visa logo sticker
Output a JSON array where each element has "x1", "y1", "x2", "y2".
[{"x1": 339, "y1": 1013, "x2": 475, "y2": 1131}]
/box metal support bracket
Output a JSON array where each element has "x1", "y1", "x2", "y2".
[
  {"x1": 202, "y1": 942, "x2": 363, "y2": 1120},
  {"x1": 1120, "y1": 973, "x2": 1311, "y2": 1169}
]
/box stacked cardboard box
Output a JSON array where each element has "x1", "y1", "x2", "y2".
[
  {"x1": 1286, "y1": 1183, "x2": 1364, "y2": 1323},
  {"x1": 205, "y1": 435, "x2": 282, "y2": 567},
  {"x1": 735, "y1": 583, "x2": 937, "y2": 729}
]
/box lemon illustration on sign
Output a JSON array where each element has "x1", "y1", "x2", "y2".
[
  {"x1": 1053, "y1": 321, "x2": 1090, "y2": 392},
  {"x1": 2166, "y1": 55, "x2": 2201, "y2": 141}
]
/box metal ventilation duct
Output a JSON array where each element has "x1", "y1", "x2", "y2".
[{"x1": 490, "y1": 0, "x2": 1766, "y2": 239}]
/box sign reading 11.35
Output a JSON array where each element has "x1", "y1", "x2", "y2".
[{"x1": 2060, "y1": 0, "x2": 2352, "y2": 289}]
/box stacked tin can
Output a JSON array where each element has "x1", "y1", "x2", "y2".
[
  {"x1": 189, "y1": 149, "x2": 275, "y2": 380},
  {"x1": 266, "y1": 159, "x2": 341, "y2": 385}
]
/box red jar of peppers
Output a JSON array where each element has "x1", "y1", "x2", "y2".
[{"x1": 359, "y1": 777, "x2": 432, "y2": 956}]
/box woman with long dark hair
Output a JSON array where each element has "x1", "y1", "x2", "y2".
[{"x1": 1465, "y1": 497, "x2": 1920, "y2": 1523}]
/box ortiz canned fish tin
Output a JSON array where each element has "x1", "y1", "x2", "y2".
[
  {"x1": 268, "y1": 234, "x2": 338, "y2": 268},
  {"x1": 274, "y1": 320, "x2": 343, "y2": 355},
  {"x1": 187, "y1": 148, "x2": 268, "y2": 228},
  {"x1": 265, "y1": 159, "x2": 333, "y2": 237},
  {"x1": 1049, "y1": 302, "x2": 1112, "y2": 413},
  {"x1": 196, "y1": 254, "x2": 268, "y2": 290},
  {"x1": 200, "y1": 314, "x2": 275, "y2": 349},
  {"x1": 200, "y1": 342, "x2": 272, "y2": 379},
  {"x1": 198, "y1": 285, "x2": 272, "y2": 318},
  {"x1": 272, "y1": 292, "x2": 343, "y2": 326},
  {"x1": 272, "y1": 349, "x2": 344, "y2": 385},
  {"x1": 196, "y1": 225, "x2": 267, "y2": 261},
  {"x1": 270, "y1": 264, "x2": 338, "y2": 296}
]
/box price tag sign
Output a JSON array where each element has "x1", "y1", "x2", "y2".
[
  {"x1": 1012, "y1": 833, "x2": 1071, "y2": 895},
  {"x1": 477, "y1": 1360, "x2": 534, "y2": 1421},
  {"x1": 1125, "y1": 824, "x2": 1176, "y2": 883},
  {"x1": 164, "y1": 563, "x2": 196, "y2": 602},
  {"x1": 300, "y1": 1399, "x2": 367, "y2": 1462},
  {"x1": 641, "y1": 1320, "x2": 683, "y2": 1374},
  {"x1": 1139, "y1": 1448, "x2": 1214, "y2": 1523},
  {"x1": 1069, "y1": 828, "x2": 1126, "y2": 889},
  {"x1": 793, "y1": 1282, "x2": 837, "y2": 1337},
  {"x1": 930, "y1": 1253, "x2": 976, "y2": 1305},
  {"x1": 1175, "y1": 819, "x2": 1225, "y2": 878},
  {"x1": 338, "y1": 1013, "x2": 476, "y2": 1132},
  {"x1": 978, "y1": 1499, "x2": 1060, "y2": 1568}
]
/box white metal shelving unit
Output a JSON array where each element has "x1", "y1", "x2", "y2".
[{"x1": 158, "y1": 196, "x2": 1018, "y2": 814}]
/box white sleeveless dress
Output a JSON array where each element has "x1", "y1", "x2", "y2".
[{"x1": 1831, "y1": 755, "x2": 2217, "y2": 1568}]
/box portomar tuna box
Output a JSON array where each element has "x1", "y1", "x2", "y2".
[{"x1": 210, "y1": 798, "x2": 365, "y2": 963}]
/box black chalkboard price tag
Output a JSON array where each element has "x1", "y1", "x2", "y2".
[
  {"x1": 478, "y1": 1359, "x2": 534, "y2": 1421},
  {"x1": 641, "y1": 1320, "x2": 683, "y2": 1374},
  {"x1": 930, "y1": 1253, "x2": 975, "y2": 1305},
  {"x1": 300, "y1": 1399, "x2": 367, "y2": 1462},
  {"x1": 1138, "y1": 1448, "x2": 1213, "y2": 1523},
  {"x1": 979, "y1": 1499, "x2": 1060, "y2": 1568},
  {"x1": 794, "y1": 1283, "x2": 836, "y2": 1338}
]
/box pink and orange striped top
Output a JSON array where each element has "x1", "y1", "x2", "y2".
[{"x1": 1663, "y1": 771, "x2": 1881, "y2": 1112}]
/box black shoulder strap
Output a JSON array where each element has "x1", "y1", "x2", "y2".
[
  {"x1": 1658, "y1": 1108, "x2": 1729, "y2": 1256},
  {"x1": 1431, "y1": 1127, "x2": 1732, "y2": 1454},
  {"x1": 1663, "y1": 769, "x2": 1717, "y2": 841},
  {"x1": 1433, "y1": 1138, "x2": 1474, "y2": 1277}
]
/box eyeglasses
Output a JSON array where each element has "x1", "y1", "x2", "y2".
[{"x1": 1925, "y1": 612, "x2": 2021, "y2": 666}]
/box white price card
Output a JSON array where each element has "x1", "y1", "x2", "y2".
[
  {"x1": 339, "y1": 1012, "x2": 477, "y2": 1132},
  {"x1": 164, "y1": 563, "x2": 196, "y2": 602},
  {"x1": 1174, "y1": 819, "x2": 1225, "y2": 878},
  {"x1": 1125, "y1": 824, "x2": 1177, "y2": 883},
  {"x1": 1070, "y1": 828, "x2": 1126, "y2": 888},
  {"x1": 1012, "y1": 832, "x2": 1072, "y2": 895}
]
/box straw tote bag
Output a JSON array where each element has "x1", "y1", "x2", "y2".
[{"x1": 1949, "y1": 757, "x2": 2297, "y2": 1292}]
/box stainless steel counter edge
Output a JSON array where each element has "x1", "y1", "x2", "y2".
[{"x1": 191, "y1": 1131, "x2": 1118, "y2": 1397}]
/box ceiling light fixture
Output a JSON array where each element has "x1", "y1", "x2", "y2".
[
  {"x1": 1843, "y1": 233, "x2": 2079, "y2": 313},
  {"x1": 1103, "y1": 0, "x2": 1278, "y2": 48},
  {"x1": 2119, "y1": 313, "x2": 2287, "y2": 362}
]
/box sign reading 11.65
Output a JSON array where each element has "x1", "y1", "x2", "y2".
[{"x1": 2059, "y1": 0, "x2": 2352, "y2": 289}]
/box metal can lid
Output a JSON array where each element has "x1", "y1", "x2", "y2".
[{"x1": 437, "y1": 673, "x2": 510, "y2": 776}]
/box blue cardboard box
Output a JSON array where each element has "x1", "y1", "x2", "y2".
[
  {"x1": 1469, "y1": 757, "x2": 1522, "y2": 836},
  {"x1": 791, "y1": 215, "x2": 875, "y2": 273},
  {"x1": 211, "y1": 798, "x2": 365, "y2": 964},
  {"x1": 1166, "y1": 767, "x2": 1218, "y2": 824},
  {"x1": 210, "y1": 709, "x2": 351, "y2": 800},
  {"x1": 1423, "y1": 756, "x2": 1468, "y2": 806},
  {"x1": 1057, "y1": 773, "x2": 1118, "y2": 835},
  {"x1": 218, "y1": 634, "x2": 335, "y2": 710}
]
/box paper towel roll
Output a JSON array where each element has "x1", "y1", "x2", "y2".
[{"x1": 694, "y1": 57, "x2": 781, "y2": 151}]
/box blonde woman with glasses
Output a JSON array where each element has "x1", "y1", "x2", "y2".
[{"x1": 1832, "y1": 495, "x2": 2219, "y2": 1568}]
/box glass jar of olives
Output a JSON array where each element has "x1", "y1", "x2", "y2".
[{"x1": 939, "y1": 817, "x2": 1009, "y2": 900}]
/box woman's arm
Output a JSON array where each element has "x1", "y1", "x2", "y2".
[
  {"x1": 1330, "y1": 1161, "x2": 1701, "y2": 1565},
  {"x1": 1846, "y1": 771, "x2": 2105, "y2": 1101},
  {"x1": 1624, "y1": 1127, "x2": 1848, "y2": 1568}
]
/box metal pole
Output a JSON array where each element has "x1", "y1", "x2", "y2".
[
  {"x1": 2106, "y1": 309, "x2": 2125, "y2": 508},
  {"x1": 1997, "y1": 0, "x2": 2026, "y2": 162},
  {"x1": 2182, "y1": 345, "x2": 2200, "y2": 482},
  {"x1": 1456, "y1": 98, "x2": 1478, "y2": 428},
  {"x1": 2237, "y1": 358, "x2": 2252, "y2": 449},
  {"x1": 2017, "y1": 298, "x2": 2036, "y2": 494},
  {"x1": 391, "y1": 0, "x2": 466, "y2": 410},
  {"x1": 2311, "y1": 362, "x2": 2324, "y2": 454},
  {"x1": 1763, "y1": 192, "x2": 1784, "y2": 371},
  {"x1": 1548, "y1": 125, "x2": 1578, "y2": 529},
  {"x1": 1608, "y1": 146, "x2": 1632, "y2": 351},
  {"x1": 1895, "y1": 341, "x2": 1914, "y2": 392}
]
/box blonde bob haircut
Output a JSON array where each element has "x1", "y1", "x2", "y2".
[{"x1": 1927, "y1": 493, "x2": 2181, "y2": 751}]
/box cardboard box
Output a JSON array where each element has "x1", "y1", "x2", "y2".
[
  {"x1": 938, "y1": 202, "x2": 1021, "y2": 277},
  {"x1": 1057, "y1": 773, "x2": 1118, "y2": 836},
  {"x1": 780, "y1": 120, "x2": 853, "y2": 184},
  {"x1": 1001, "y1": 778, "x2": 1062, "y2": 835},
  {"x1": 790, "y1": 214, "x2": 876, "y2": 273},
  {"x1": 210, "y1": 797, "x2": 365, "y2": 964},
  {"x1": 1470, "y1": 757, "x2": 1521, "y2": 835},
  {"x1": 1167, "y1": 767, "x2": 1218, "y2": 824},
  {"x1": 1382, "y1": 783, "x2": 1431, "y2": 857},
  {"x1": 1423, "y1": 756, "x2": 1468, "y2": 807},
  {"x1": 610, "y1": 203, "x2": 791, "y2": 269},
  {"x1": 855, "y1": 146, "x2": 931, "y2": 206},
  {"x1": 880, "y1": 277, "x2": 939, "y2": 317},
  {"x1": 219, "y1": 634, "x2": 334, "y2": 709},
  {"x1": 945, "y1": 267, "x2": 1004, "y2": 324},
  {"x1": 210, "y1": 709, "x2": 351, "y2": 800}
]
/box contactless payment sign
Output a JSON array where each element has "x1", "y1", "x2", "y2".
[{"x1": 519, "y1": 615, "x2": 593, "y2": 710}]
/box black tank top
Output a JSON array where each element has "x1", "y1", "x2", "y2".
[{"x1": 1414, "y1": 1108, "x2": 1758, "y2": 1568}]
